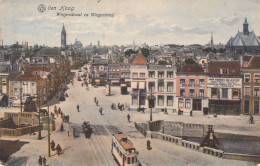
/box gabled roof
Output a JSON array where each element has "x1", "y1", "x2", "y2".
[
  {"x1": 207, "y1": 61, "x2": 240, "y2": 75},
  {"x1": 132, "y1": 50, "x2": 147, "y2": 65},
  {"x1": 243, "y1": 55, "x2": 260, "y2": 68},
  {"x1": 226, "y1": 31, "x2": 260, "y2": 47}
]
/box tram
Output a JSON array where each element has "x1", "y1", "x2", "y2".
[{"x1": 112, "y1": 133, "x2": 139, "y2": 166}]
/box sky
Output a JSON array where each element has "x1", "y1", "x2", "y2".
[{"x1": 0, "y1": 0, "x2": 260, "y2": 47}]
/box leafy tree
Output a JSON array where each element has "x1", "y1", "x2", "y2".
[
  {"x1": 185, "y1": 58, "x2": 196, "y2": 65},
  {"x1": 141, "y1": 48, "x2": 149, "y2": 58}
]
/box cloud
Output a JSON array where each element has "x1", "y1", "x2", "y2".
[
  {"x1": 171, "y1": 25, "x2": 210, "y2": 35},
  {"x1": 209, "y1": 16, "x2": 240, "y2": 26}
]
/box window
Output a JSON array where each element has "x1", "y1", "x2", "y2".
[
  {"x1": 127, "y1": 157, "x2": 131, "y2": 164},
  {"x1": 232, "y1": 89, "x2": 239, "y2": 99},
  {"x1": 180, "y1": 89, "x2": 185, "y2": 96},
  {"x1": 245, "y1": 74, "x2": 250, "y2": 83},
  {"x1": 211, "y1": 88, "x2": 218, "y2": 98},
  {"x1": 132, "y1": 157, "x2": 135, "y2": 164},
  {"x1": 254, "y1": 101, "x2": 259, "y2": 115},
  {"x1": 158, "y1": 71, "x2": 164, "y2": 78},
  {"x1": 199, "y1": 79, "x2": 204, "y2": 85},
  {"x1": 245, "y1": 87, "x2": 250, "y2": 96},
  {"x1": 190, "y1": 89, "x2": 195, "y2": 97},
  {"x1": 199, "y1": 89, "x2": 204, "y2": 97},
  {"x1": 167, "y1": 82, "x2": 173, "y2": 92},
  {"x1": 167, "y1": 96, "x2": 173, "y2": 106},
  {"x1": 158, "y1": 81, "x2": 164, "y2": 92},
  {"x1": 180, "y1": 79, "x2": 185, "y2": 84},
  {"x1": 167, "y1": 71, "x2": 173, "y2": 78},
  {"x1": 189, "y1": 79, "x2": 195, "y2": 86},
  {"x1": 132, "y1": 73, "x2": 138, "y2": 77},
  {"x1": 148, "y1": 82, "x2": 155, "y2": 92},
  {"x1": 178, "y1": 98, "x2": 184, "y2": 108},
  {"x1": 244, "y1": 101, "x2": 250, "y2": 114},
  {"x1": 254, "y1": 88, "x2": 260, "y2": 97},
  {"x1": 140, "y1": 73, "x2": 145, "y2": 77},
  {"x1": 158, "y1": 96, "x2": 164, "y2": 106},
  {"x1": 149, "y1": 71, "x2": 155, "y2": 78},
  {"x1": 139, "y1": 96, "x2": 146, "y2": 105},
  {"x1": 185, "y1": 99, "x2": 191, "y2": 108},
  {"x1": 222, "y1": 88, "x2": 228, "y2": 98},
  {"x1": 221, "y1": 69, "x2": 229, "y2": 74},
  {"x1": 255, "y1": 75, "x2": 260, "y2": 83}
]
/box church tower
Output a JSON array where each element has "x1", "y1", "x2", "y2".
[
  {"x1": 210, "y1": 32, "x2": 214, "y2": 48},
  {"x1": 243, "y1": 18, "x2": 249, "y2": 35},
  {"x1": 61, "y1": 23, "x2": 67, "y2": 47}
]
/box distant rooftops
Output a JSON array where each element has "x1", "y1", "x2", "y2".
[
  {"x1": 243, "y1": 55, "x2": 260, "y2": 68},
  {"x1": 179, "y1": 64, "x2": 204, "y2": 73}
]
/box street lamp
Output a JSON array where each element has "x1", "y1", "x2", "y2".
[
  {"x1": 148, "y1": 83, "x2": 155, "y2": 122},
  {"x1": 20, "y1": 87, "x2": 23, "y2": 112}
]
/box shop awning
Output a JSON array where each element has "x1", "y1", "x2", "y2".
[
  {"x1": 139, "y1": 82, "x2": 145, "y2": 89},
  {"x1": 131, "y1": 82, "x2": 137, "y2": 89}
]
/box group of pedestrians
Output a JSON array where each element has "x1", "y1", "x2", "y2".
[
  {"x1": 50, "y1": 140, "x2": 62, "y2": 156},
  {"x1": 54, "y1": 105, "x2": 64, "y2": 118},
  {"x1": 38, "y1": 156, "x2": 47, "y2": 166}
]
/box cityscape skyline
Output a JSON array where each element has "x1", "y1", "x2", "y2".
[{"x1": 1, "y1": 0, "x2": 260, "y2": 47}]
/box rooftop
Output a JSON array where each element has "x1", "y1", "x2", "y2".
[
  {"x1": 114, "y1": 134, "x2": 135, "y2": 150},
  {"x1": 132, "y1": 50, "x2": 147, "y2": 65},
  {"x1": 207, "y1": 61, "x2": 240, "y2": 75}
]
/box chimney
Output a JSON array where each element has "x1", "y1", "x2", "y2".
[{"x1": 240, "y1": 55, "x2": 243, "y2": 67}]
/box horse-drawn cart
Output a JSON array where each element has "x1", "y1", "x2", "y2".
[{"x1": 82, "y1": 121, "x2": 92, "y2": 138}]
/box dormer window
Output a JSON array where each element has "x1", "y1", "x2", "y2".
[{"x1": 220, "y1": 69, "x2": 229, "y2": 75}]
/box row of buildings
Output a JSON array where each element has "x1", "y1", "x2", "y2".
[
  {"x1": 0, "y1": 47, "x2": 86, "y2": 107},
  {"x1": 128, "y1": 51, "x2": 260, "y2": 115}
]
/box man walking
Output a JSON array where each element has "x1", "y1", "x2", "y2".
[
  {"x1": 99, "y1": 107, "x2": 103, "y2": 115},
  {"x1": 76, "y1": 105, "x2": 79, "y2": 112},
  {"x1": 38, "y1": 155, "x2": 42, "y2": 166},
  {"x1": 42, "y1": 157, "x2": 47, "y2": 166},
  {"x1": 127, "y1": 114, "x2": 130, "y2": 123}
]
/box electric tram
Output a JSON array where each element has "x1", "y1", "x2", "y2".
[{"x1": 112, "y1": 133, "x2": 139, "y2": 166}]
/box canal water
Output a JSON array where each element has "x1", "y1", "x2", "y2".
[{"x1": 183, "y1": 137, "x2": 260, "y2": 155}]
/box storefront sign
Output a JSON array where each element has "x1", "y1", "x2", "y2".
[{"x1": 208, "y1": 77, "x2": 241, "y2": 88}]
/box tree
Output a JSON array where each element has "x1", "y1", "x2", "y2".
[
  {"x1": 141, "y1": 48, "x2": 149, "y2": 58},
  {"x1": 124, "y1": 49, "x2": 137, "y2": 56},
  {"x1": 184, "y1": 58, "x2": 196, "y2": 65}
]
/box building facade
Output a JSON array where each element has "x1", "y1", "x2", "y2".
[
  {"x1": 241, "y1": 55, "x2": 260, "y2": 115},
  {"x1": 147, "y1": 65, "x2": 177, "y2": 112},
  {"x1": 207, "y1": 61, "x2": 242, "y2": 115},
  {"x1": 176, "y1": 64, "x2": 208, "y2": 112}
]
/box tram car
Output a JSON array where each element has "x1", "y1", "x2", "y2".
[{"x1": 112, "y1": 133, "x2": 139, "y2": 166}]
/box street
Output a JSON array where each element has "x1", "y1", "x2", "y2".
[{"x1": 1, "y1": 69, "x2": 258, "y2": 166}]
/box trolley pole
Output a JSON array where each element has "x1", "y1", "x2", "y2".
[{"x1": 48, "y1": 105, "x2": 50, "y2": 157}]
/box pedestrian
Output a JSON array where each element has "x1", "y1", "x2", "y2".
[
  {"x1": 54, "y1": 105, "x2": 57, "y2": 113},
  {"x1": 73, "y1": 128, "x2": 76, "y2": 139},
  {"x1": 96, "y1": 100, "x2": 99, "y2": 106},
  {"x1": 190, "y1": 110, "x2": 193, "y2": 116},
  {"x1": 127, "y1": 114, "x2": 130, "y2": 122},
  {"x1": 51, "y1": 140, "x2": 55, "y2": 151},
  {"x1": 42, "y1": 157, "x2": 47, "y2": 166},
  {"x1": 77, "y1": 105, "x2": 80, "y2": 112},
  {"x1": 58, "y1": 107, "x2": 61, "y2": 114},
  {"x1": 99, "y1": 107, "x2": 103, "y2": 115},
  {"x1": 94, "y1": 97, "x2": 96, "y2": 103},
  {"x1": 147, "y1": 140, "x2": 151, "y2": 150},
  {"x1": 56, "y1": 144, "x2": 62, "y2": 156},
  {"x1": 81, "y1": 83, "x2": 83, "y2": 87},
  {"x1": 250, "y1": 115, "x2": 254, "y2": 124},
  {"x1": 164, "y1": 107, "x2": 168, "y2": 114},
  {"x1": 38, "y1": 155, "x2": 42, "y2": 166},
  {"x1": 60, "y1": 123, "x2": 64, "y2": 131}
]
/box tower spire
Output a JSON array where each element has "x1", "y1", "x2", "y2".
[
  {"x1": 210, "y1": 32, "x2": 214, "y2": 48},
  {"x1": 243, "y1": 17, "x2": 249, "y2": 35}
]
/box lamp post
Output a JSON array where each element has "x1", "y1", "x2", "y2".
[
  {"x1": 47, "y1": 105, "x2": 50, "y2": 157},
  {"x1": 150, "y1": 87, "x2": 153, "y2": 122},
  {"x1": 20, "y1": 87, "x2": 23, "y2": 112}
]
